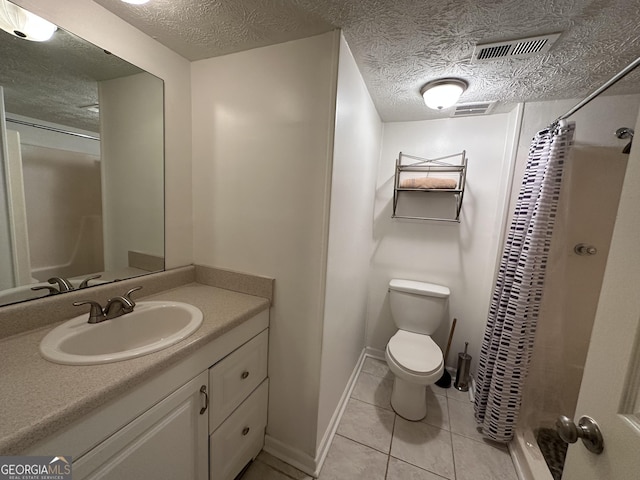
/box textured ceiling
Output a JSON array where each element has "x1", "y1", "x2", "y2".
[
  {"x1": 0, "y1": 25, "x2": 143, "y2": 132},
  {"x1": 4, "y1": 0, "x2": 640, "y2": 127},
  {"x1": 92, "y1": 0, "x2": 640, "y2": 121}
]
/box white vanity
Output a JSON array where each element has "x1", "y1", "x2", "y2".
[{"x1": 0, "y1": 275, "x2": 271, "y2": 480}]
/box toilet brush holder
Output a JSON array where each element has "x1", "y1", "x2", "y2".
[{"x1": 454, "y1": 342, "x2": 471, "y2": 392}]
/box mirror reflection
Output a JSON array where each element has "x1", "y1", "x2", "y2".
[{"x1": 0, "y1": 1, "x2": 165, "y2": 307}]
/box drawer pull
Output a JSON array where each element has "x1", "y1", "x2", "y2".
[
  {"x1": 241, "y1": 371, "x2": 250, "y2": 379},
  {"x1": 200, "y1": 385, "x2": 208, "y2": 415},
  {"x1": 242, "y1": 427, "x2": 250, "y2": 436}
]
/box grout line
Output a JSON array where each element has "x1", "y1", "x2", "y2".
[
  {"x1": 450, "y1": 430, "x2": 510, "y2": 451},
  {"x1": 385, "y1": 412, "x2": 398, "y2": 480},
  {"x1": 387, "y1": 453, "x2": 452, "y2": 479},
  {"x1": 332, "y1": 433, "x2": 393, "y2": 458},
  {"x1": 445, "y1": 392, "x2": 458, "y2": 480}
]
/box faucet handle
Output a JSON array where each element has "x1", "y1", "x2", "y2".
[
  {"x1": 79, "y1": 274, "x2": 102, "y2": 289},
  {"x1": 48, "y1": 277, "x2": 74, "y2": 292},
  {"x1": 124, "y1": 286, "x2": 143, "y2": 306},
  {"x1": 73, "y1": 300, "x2": 106, "y2": 324},
  {"x1": 31, "y1": 285, "x2": 60, "y2": 295}
]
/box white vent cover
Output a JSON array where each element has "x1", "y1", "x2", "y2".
[
  {"x1": 471, "y1": 33, "x2": 561, "y2": 62},
  {"x1": 451, "y1": 102, "x2": 496, "y2": 117}
]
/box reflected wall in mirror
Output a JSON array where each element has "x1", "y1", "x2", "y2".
[{"x1": 0, "y1": 0, "x2": 165, "y2": 307}]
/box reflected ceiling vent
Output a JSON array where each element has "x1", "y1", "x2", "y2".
[
  {"x1": 451, "y1": 102, "x2": 496, "y2": 117},
  {"x1": 471, "y1": 33, "x2": 561, "y2": 62}
]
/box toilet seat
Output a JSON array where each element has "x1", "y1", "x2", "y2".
[{"x1": 386, "y1": 330, "x2": 443, "y2": 383}]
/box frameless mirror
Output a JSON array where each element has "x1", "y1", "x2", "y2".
[{"x1": 0, "y1": 1, "x2": 164, "y2": 307}]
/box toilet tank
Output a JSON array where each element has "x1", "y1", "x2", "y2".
[{"x1": 389, "y1": 279, "x2": 449, "y2": 334}]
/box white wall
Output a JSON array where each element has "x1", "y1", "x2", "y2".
[
  {"x1": 191, "y1": 31, "x2": 340, "y2": 465},
  {"x1": 100, "y1": 73, "x2": 164, "y2": 270},
  {"x1": 316, "y1": 35, "x2": 382, "y2": 453},
  {"x1": 367, "y1": 109, "x2": 521, "y2": 373},
  {"x1": 22, "y1": 144, "x2": 103, "y2": 280},
  {"x1": 14, "y1": 0, "x2": 193, "y2": 270}
]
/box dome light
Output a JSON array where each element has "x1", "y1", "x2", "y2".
[
  {"x1": 420, "y1": 78, "x2": 468, "y2": 110},
  {"x1": 0, "y1": 0, "x2": 57, "y2": 42}
]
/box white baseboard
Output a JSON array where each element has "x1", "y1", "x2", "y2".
[
  {"x1": 263, "y1": 435, "x2": 317, "y2": 477},
  {"x1": 312, "y1": 349, "x2": 367, "y2": 476},
  {"x1": 264, "y1": 348, "x2": 370, "y2": 478},
  {"x1": 364, "y1": 346, "x2": 385, "y2": 359}
]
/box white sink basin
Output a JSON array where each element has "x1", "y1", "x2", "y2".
[{"x1": 40, "y1": 301, "x2": 203, "y2": 365}]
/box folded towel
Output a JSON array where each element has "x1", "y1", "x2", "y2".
[{"x1": 399, "y1": 177, "x2": 457, "y2": 189}]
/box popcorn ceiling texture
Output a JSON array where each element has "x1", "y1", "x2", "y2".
[
  {"x1": 0, "y1": 28, "x2": 142, "y2": 132},
  {"x1": 93, "y1": 0, "x2": 640, "y2": 121}
]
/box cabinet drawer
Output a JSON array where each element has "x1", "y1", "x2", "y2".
[
  {"x1": 210, "y1": 379, "x2": 268, "y2": 480},
  {"x1": 209, "y1": 329, "x2": 268, "y2": 432}
]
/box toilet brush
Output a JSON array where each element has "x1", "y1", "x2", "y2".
[{"x1": 435, "y1": 317, "x2": 457, "y2": 388}]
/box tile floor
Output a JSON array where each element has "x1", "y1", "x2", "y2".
[{"x1": 240, "y1": 356, "x2": 519, "y2": 480}]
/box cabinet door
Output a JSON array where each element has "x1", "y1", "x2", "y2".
[{"x1": 73, "y1": 371, "x2": 209, "y2": 480}]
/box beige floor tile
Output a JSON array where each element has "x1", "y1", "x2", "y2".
[
  {"x1": 386, "y1": 457, "x2": 447, "y2": 480},
  {"x1": 446, "y1": 385, "x2": 472, "y2": 402},
  {"x1": 361, "y1": 356, "x2": 392, "y2": 379},
  {"x1": 452, "y1": 433, "x2": 518, "y2": 480},
  {"x1": 319, "y1": 434, "x2": 388, "y2": 480},
  {"x1": 351, "y1": 371, "x2": 393, "y2": 410},
  {"x1": 427, "y1": 382, "x2": 448, "y2": 398},
  {"x1": 255, "y1": 451, "x2": 313, "y2": 479},
  {"x1": 337, "y1": 398, "x2": 395, "y2": 453},
  {"x1": 391, "y1": 417, "x2": 454, "y2": 479},
  {"x1": 447, "y1": 397, "x2": 485, "y2": 442},
  {"x1": 239, "y1": 459, "x2": 293, "y2": 480},
  {"x1": 422, "y1": 390, "x2": 450, "y2": 431}
]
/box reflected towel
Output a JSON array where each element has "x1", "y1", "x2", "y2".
[{"x1": 399, "y1": 177, "x2": 457, "y2": 189}]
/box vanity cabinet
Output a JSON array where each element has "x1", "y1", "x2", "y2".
[
  {"x1": 73, "y1": 371, "x2": 209, "y2": 480},
  {"x1": 30, "y1": 309, "x2": 273, "y2": 480}
]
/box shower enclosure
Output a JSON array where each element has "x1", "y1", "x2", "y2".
[{"x1": 509, "y1": 94, "x2": 640, "y2": 480}]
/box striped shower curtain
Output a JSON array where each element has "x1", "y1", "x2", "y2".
[{"x1": 473, "y1": 121, "x2": 576, "y2": 443}]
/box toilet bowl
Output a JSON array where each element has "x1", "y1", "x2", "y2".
[
  {"x1": 385, "y1": 279, "x2": 449, "y2": 421},
  {"x1": 385, "y1": 330, "x2": 444, "y2": 420}
]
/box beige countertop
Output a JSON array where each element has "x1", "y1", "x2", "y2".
[{"x1": 0, "y1": 282, "x2": 270, "y2": 455}]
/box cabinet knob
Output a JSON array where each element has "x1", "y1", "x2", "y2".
[
  {"x1": 242, "y1": 427, "x2": 250, "y2": 436},
  {"x1": 241, "y1": 371, "x2": 250, "y2": 379}
]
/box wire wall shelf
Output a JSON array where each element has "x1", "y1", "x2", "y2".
[{"x1": 392, "y1": 151, "x2": 467, "y2": 222}]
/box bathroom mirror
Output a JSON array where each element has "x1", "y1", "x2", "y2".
[{"x1": 0, "y1": 3, "x2": 164, "y2": 307}]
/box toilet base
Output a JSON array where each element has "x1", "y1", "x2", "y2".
[{"x1": 390, "y1": 376, "x2": 428, "y2": 421}]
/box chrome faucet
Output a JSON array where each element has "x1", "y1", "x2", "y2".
[
  {"x1": 48, "y1": 277, "x2": 75, "y2": 292},
  {"x1": 73, "y1": 300, "x2": 107, "y2": 324},
  {"x1": 31, "y1": 276, "x2": 75, "y2": 295},
  {"x1": 79, "y1": 274, "x2": 102, "y2": 289},
  {"x1": 73, "y1": 286, "x2": 143, "y2": 324}
]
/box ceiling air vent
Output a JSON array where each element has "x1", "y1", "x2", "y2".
[
  {"x1": 471, "y1": 33, "x2": 561, "y2": 63},
  {"x1": 451, "y1": 102, "x2": 496, "y2": 117}
]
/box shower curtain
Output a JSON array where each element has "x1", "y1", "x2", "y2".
[{"x1": 473, "y1": 121, "x2": 576, "y2": 443}]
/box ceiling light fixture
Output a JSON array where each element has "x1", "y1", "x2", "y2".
[
  {"x1": 121, "y1": 0, "x2": 151, "y2": 4},
  {"x1": 420, "y1": 78, "x2": 469, "y2": 110},
  {"x1": 0, "y1": 0, "x2": 57, "y2": 42}
]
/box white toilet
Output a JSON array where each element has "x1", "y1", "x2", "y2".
[{"x1": 385, "y1": 279, "x2": 449, "y2": 421}]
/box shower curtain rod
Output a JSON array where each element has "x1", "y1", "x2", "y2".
[
  {"x1": 553, "y1": 56, "x2": 640, "y2": 125},
  {"x1": 5, "y1": 117, "x2": 100, "y2": 141}
]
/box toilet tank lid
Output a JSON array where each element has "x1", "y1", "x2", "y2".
[{"x1": 389, "y1": 279, "x2": 450, "y2": 298}]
